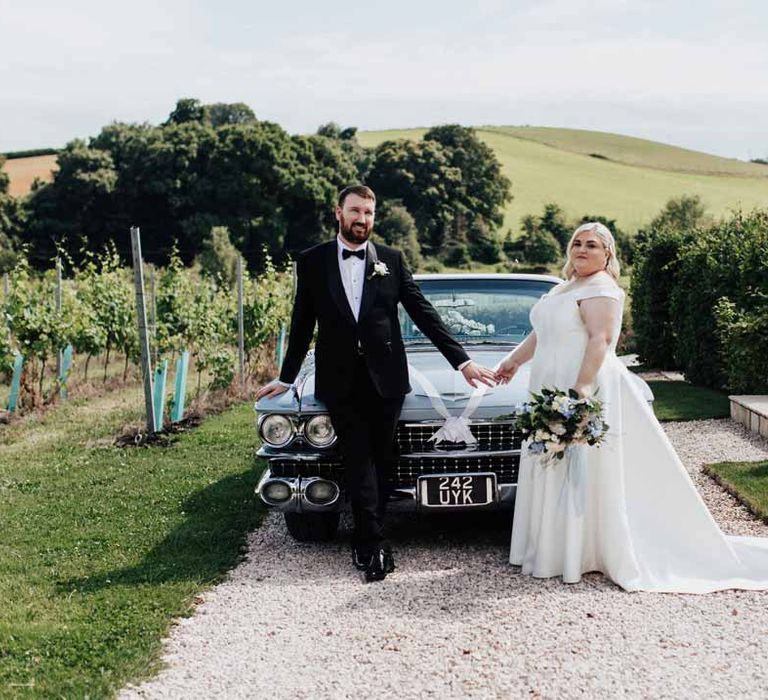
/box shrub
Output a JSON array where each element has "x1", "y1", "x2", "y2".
[
  {"x1": 714, "y1": 296, "x2": 768, "y2": 393},
  {"x1": 669, "y1": 210, "x2": 768, "y2": 388},
  {"x1": 630, "y1": 225, "x2": 694, "y2": 369}
]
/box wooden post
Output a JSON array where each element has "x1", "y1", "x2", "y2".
[
  {"x1": 237, "y1": 256, "x2": 245, "y2": 389},
  {"x1": 171, "y1": 350, "x2": 190, "y2": 423},
  {"x1": 130, "y1": 226, "x2": 156, "y2": 433},
  {"x1": 55, "y1": 257, "x2": 63, "y2": 385}
]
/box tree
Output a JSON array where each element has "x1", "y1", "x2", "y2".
[
  {"x1": 166, "y1": 97, "x2": 206, "y2": 125},
  {"x1": 539, "y1": 203, "x2": 570, "y2": 251},
  {"x1": 375, "y1": 201, "x2": 422, "y2": 270},
  {"x1": 467, "y1": 218, "x2": 503, "y2": 264},
  {"x1": 519, "y1": 215, "x2": 561, "y2": 265},
  {"x1": 423, "y1": 125, "x2": 512, "y2": 232},
  {"x1": 441, "y1": 214, "x2": 471, "y2": 268},
  {"x1": 0, "y1": 155, "x2": 24, "y2": 271},
  {"x1": 367, "y1": 125, "x2": 511, "y2": 256},
  {"x1": 197, "y1": 226, "x2": 240, "y2": 287},
  {"x1": 23, "y1": 104, "x2": 361, "y2": 271},
  {"x1": 367, "y1": 138, "x2": 461, "y2": 254},
  {"x1": 25, "y1": 140, "x2": 118, "y2": 266},
  {"x1": 316, "y1": 122, "x2": 342, "y2": 139},
  {"x1": 648, "y1": 194, "x2": 707, "y2": 231},
  {"x1": 206, "y1": 102, "x2": 256, "y2": 127}
]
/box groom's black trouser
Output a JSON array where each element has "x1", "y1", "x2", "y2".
[{"x1": 323, "y1": 355, "x2": 404, "y2": 553}]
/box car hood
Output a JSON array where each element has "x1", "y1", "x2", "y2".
[
  {"x1": 256, "y1": 347, "x2": 529, "y2": 421},
  {"x1": 255, "y1": 347, "x2": 654, "y2": 421}
]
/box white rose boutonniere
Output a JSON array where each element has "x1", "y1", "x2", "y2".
[{"x1": 368, "y1": 260, "x2": 390, "y2": 280}]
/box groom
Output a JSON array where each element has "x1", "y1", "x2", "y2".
[{"x1": 256, "y1": 184, "x2": 496, "y2": 582}]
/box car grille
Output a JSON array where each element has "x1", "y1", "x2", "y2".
[
  {"x1": 268, "y1": 453, "x2": 520, "y2": 488},
  {"x1": 270, "y1": 459, "x2": 344, "y2": 481},
  {"x1": 394, "y1": 454, "x2": 519, "y2": 486},
  {"x1": 396, "y1": 421, "x2": 521, "y2": 453}
]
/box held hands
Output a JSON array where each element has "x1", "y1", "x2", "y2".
[
  {"x1": 461, "y1": 361, "x2": 497, "y2": 389},
  {"x1": 255, "y1": 380, "x2": 290, "y2": 401},
  {"x1": 495, "y1": 356, "x2": 521, "y2": 385}
]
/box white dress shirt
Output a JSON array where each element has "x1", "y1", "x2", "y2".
[{"x1": 337, "y1": 234, "x2": 367, "y2": 321}]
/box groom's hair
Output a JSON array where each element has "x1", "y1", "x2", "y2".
[{"x1": 338, "y1": 184, "x2": 376, "y2": 207}]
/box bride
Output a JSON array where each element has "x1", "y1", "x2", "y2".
[{"x1": 496, "y1": 222, "x2": 768, "y2": 593}]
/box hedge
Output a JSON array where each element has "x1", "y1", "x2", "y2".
[{"x1": 631, "y1": 209, "x2": 768, "y2": 391}]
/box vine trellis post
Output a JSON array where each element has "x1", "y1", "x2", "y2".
[
  {"x1": 130, "y1": 227, "x2": 156, "y2": 433},
  {"x1": 237, "y1": 256, "x2": 245, "y2": 389}
]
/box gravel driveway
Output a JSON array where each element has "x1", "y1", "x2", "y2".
[{"x1": 121, "y1": 419, "x2": 768, "y2": 699}]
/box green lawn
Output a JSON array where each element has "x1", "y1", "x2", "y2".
[
  {"x1": 648, "y1": 380, "x2": 731, "y2": 422},
  {"x1": 0, "y1": 393, "x2": 263, "y2": 699},
  {"x1": 358, "y1": 126, "x2": 768, "y2": 234},
  {"x1": 704, "y1": 461, "x2": 768, "y2": 522}
]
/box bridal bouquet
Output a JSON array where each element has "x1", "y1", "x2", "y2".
[{"x1": 514, "y1": 388, "x2": 608, "y2": 463}]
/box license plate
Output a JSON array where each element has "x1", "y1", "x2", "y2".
[{"x1": 418, "y1": 473, "x2": 496, "y2": 507}]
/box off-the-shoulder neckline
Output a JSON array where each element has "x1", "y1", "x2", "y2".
[{"x1": 546, "y1": 272, "x2": 622, "y2": 298}]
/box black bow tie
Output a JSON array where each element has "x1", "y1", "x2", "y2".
[{"x1": 342, "y1": 248, "x2": 365, "y2": 261}]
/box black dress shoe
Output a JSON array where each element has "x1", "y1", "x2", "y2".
[
  {"x1": 382, "y1": 548, "x2": 395, "y2": 574},
  {"x1": 352, "y1": 546, "x2": 370, "y2": 571},
  {"x1": 363, "y1": 548, "x2": 395, "y2": 583},
  {"x1": 363, "y1": 550, "x2": 387, "y2": 583}
]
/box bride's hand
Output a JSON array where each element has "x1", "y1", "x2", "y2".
[
  {"x1": 495, "y1": 356, "x2": 521, "y2": 385},
  {"x1": 572, "y1": 383, "x2": 592, "y2": 398}
]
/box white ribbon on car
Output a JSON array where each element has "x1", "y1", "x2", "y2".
[{"x1": 407, "y1": 362, "x2": 500, "y2": 445}]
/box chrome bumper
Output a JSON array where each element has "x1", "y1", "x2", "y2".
[{"x1": 256, "y1": 467, "x2": 517, "y2": 513}]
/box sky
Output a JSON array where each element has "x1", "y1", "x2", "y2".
[{"x1": 1, "y1": 0, "x2": 767, "y2": 159}]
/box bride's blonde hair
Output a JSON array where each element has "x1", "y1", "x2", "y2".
[{"x1": 562, "y1": 222, "x2": 621, "y2": 281}]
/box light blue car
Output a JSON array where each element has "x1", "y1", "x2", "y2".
[{"x1": 254, "y1": 274, "x2": 653, "y2": 541}]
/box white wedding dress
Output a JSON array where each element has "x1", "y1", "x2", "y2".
[{"x1": 509, "y1": 271, "x2": 768, "y2": 593}]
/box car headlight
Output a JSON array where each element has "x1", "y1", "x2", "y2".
[
  {"x1": 259, "y1": 414, "x2": 295, "y2": 447},
  {"x1": 304, "y1": 414, "x2": 336, "y2": 447}
]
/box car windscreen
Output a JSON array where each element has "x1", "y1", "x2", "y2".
[{"x1": 399, "y1": 278, "x2": 558, "y2": 345}]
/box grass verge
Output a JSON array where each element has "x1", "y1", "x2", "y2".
[
  {"x1": 0, "y1": 397, "x2": 263, "y2": 699},
  {"x1": 648, "y1": 380, "x2": 731, "y2": 422},
  {"x1": 704, "y1": 461, "x2": 768, "y2": 523}
]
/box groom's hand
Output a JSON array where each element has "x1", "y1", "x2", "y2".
[
  {"x1": 495, "y1": 356, "x2": 521, "y2": 385},
  {"x1": 461, "y1": 361, "x2": 497, "y2": 389},
  {"x1": 255, "y1": 380, "x2": 290, "y2": 401}
]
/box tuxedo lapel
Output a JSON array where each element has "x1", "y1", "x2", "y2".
[
  {"x1": 325, "y1": 241, "x2": 357, "y2": 326},
  {"x1": 358, "y1": 241, "x2": 379, "y2": 322}
]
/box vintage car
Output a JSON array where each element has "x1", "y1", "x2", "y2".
[{"x1": 254, "y1": 273, "x2": 653, "y2": 541}]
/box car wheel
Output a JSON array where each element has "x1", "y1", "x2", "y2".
[{"x1": 283, "y1": 512, "x2": 340, "y2": 542}]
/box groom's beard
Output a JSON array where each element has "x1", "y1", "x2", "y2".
[{"x1": 339, "y1": 217, "x2": 372, "y2": 246}]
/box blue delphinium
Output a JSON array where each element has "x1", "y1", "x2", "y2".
[
  {"x1": 586, "y1": 418, "x2": 604, "y2": 438},
  {"x1": 529, "y1": 441, "x2": 546, "y2": 454}
]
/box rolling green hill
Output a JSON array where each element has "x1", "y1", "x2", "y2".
[{"x1": 357, "y1": 126, "x2": 768, "y2": 233}]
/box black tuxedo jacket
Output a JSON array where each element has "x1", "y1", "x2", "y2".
[{"x1": 279, "y1": 239, "x2": 470, "y2": 401}]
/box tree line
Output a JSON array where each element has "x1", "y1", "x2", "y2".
[{"x1": 0, "y1": 99, "x2": 514, "y2": 274}]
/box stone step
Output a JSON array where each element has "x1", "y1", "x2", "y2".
[{"x1": 730, "y1": 395, "x2": 768, "y2": 438}]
